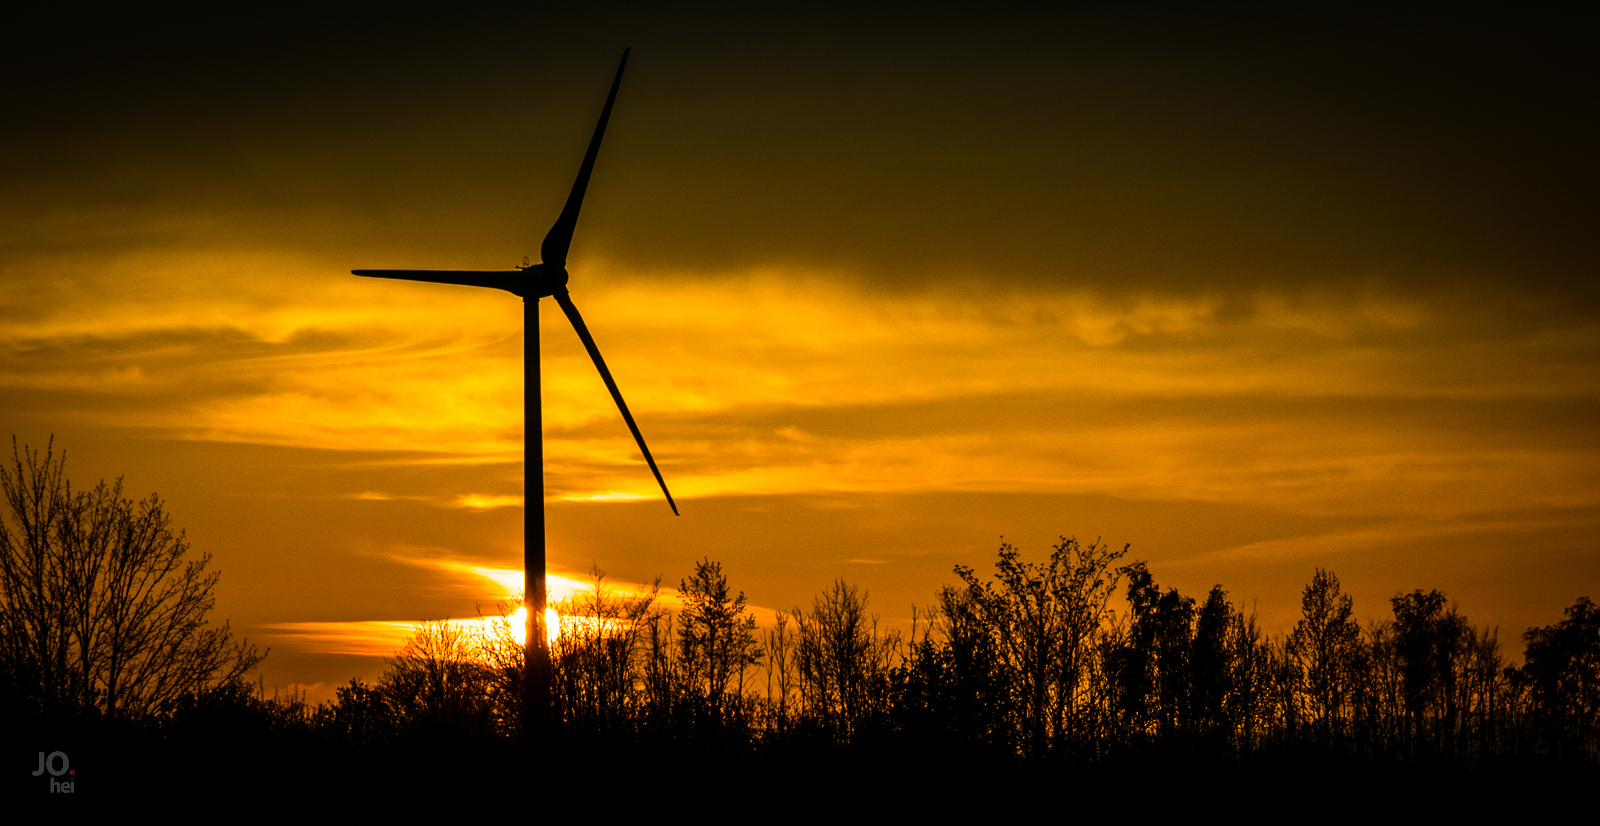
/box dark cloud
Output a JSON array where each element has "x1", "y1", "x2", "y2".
[{"x1": 6, "y1": 6, "x2": 1593, "y2": 300}]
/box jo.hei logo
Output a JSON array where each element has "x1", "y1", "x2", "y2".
[{"x1": 32, "y1": 751, "x2": 76, "y2": 793}]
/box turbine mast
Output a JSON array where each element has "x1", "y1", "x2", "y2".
[{"x1": 350, "y1": 49, "x2": 675, "y2": 745}]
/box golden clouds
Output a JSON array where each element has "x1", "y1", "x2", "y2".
[
  {"x1": 5, "y1": 246, "x2": 1596, "y2": 529},
  {"x1": 2, "y1": 247, "x2": 522, "y2": 456},
  {"x1": 537, "y1": 268, "x2": 1599, "y2": 522},
  {"x1": 259, "y1": 620, "x2": 417, "y2": 658},
  {"x1": 5, "y1": 236, "x2": 1595, "y2": 652}
]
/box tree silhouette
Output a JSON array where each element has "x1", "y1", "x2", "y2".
[
  {"x1": 550, "y1": 568, "x2": 663, "y2": 732},
  {"x1": 928, "y1": 538, "x2": 1129, "y2": 757},
  {"x1": 1109, "y1": 561, "x2": 1158, "y2": 738},
  {"x1": 475, "y1": 595, "x2": 527, "y2": 736},
  {"x1": 764, "y1": 609, "x2": 797, "y2": 729},
  {"x1": 977, "y1": 539, "x2": 1125, "y2": 756},
  {"x1": 1227, "y1": 602, "x2": 1274, "y2": 752},
  {"x1": 380, "y1": 619, "x2": 495, "y2": 737},
  {"x1": 676, "y1": 557, "x2": 761, "y2": 723},
  {"x1": 1191, "y1": 585, "x2": 1234, "y2": 738},
  {"x1": 1112, "y1": 561, "x2": 1195, "y2": 740},
  {"x1": 0, "y1": 438, "x2": 261, "y2": 720},
  {"x1": 315, "y1": 678, "x2": 397, "y2": 746},
  {"x1": 792, "y1": 579, "x2": 897, "y2": 739},
  {"x1": 1151, "y1": 585, "x2": 1196, "y2": 738},
  {"x1": 1513, "y1": 596, "x2": 1600, "y2": 757},
  {"x1": 1390, "y1": 588, "x2": 1469, "y2": 753},
  {"x1": 1290, "y1": 569, "x2": 1362, "y2": 741}
]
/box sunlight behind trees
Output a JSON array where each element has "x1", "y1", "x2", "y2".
[{"x1": 299, "y1": 544, "x2": 1600, "y2": 766}]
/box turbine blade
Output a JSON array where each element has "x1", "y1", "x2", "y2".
[
  {"x1": 540, "y1": 49, "x2": 629, "y2": 268},
  {"x1": 553, "y1": 288, "x2": 679, "y2": 515},
  {"x1": 353, "y1": 269, "x2": 525, "y2": 295}
]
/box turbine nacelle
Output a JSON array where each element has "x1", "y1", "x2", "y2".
[{"x1": 518, "y1": 263, "x2": 569, "y2": 300}]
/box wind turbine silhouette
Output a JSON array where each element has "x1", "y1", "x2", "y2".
[{"x1": 352, "y1": 49, "x2": 675, "y2": 733}]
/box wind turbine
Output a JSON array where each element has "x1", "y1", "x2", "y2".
[{"x1": 351, "y1": 49, "x2": 675, "y2": 733}]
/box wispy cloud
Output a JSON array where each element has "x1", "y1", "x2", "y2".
[{"x1": 7, "y1": 252, "x2": 1596, "y2": 525}]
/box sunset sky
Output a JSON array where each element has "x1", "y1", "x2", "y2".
[{"x1": 3, "y1": 7, "x2": 1595, "y2": 700}]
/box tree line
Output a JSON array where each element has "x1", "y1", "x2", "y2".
[
  {"x1": 309, "y1": 540, "x2": 1597, "y2": 766},
  {"x1": 4, "y1": 437, "x2": 1596, "y2": 773}
]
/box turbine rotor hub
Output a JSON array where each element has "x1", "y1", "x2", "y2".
[{"x1": 521, "y1": 263, "x2": 570, "y2": 298}]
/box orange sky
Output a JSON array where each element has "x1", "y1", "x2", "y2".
[{"x1": 3, "y1": 7, "x2": 1595, "y2": 701}]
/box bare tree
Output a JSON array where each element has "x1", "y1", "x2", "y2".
[
  {"x1": 792, "y1": 579, "x2": 899, "y2": 738},
  {"x1": 549, "y1": 567, "x2": 663, "y2": 730},
  {"x1": 382, "y1": 619, "x2": 494, "y2": 735},
  {"x1": 1228, "y1": 603, "x2": 1274, "y2": 752},
  {"x1": 475, "y1": 594, "x2": 527, "y2": 736},
  {"x1": 764, "y1": 609, "x2": 796, "y2": 728},
  {"x1": 0, "y1": 437, "x2": 262, "y2": 719}
]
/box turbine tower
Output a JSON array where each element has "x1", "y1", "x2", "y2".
[{"x1": 352, "y1": 49, "x2": 675, "y2": 734}]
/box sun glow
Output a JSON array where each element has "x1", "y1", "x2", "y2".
[
  {"x1": 451, "y1": 494, "x2": 525, "y2": 510},
  {"x1": 256, "y1": 566, "x2": 635, "y2": 658}
]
